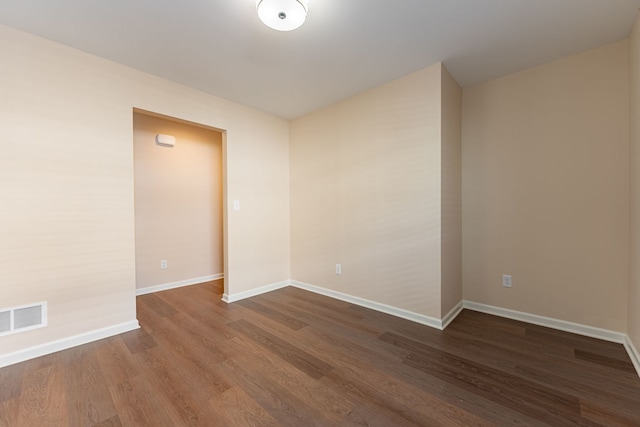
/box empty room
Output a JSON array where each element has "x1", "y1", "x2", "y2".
[{"x1": 1, "y1": 0, "x2": 640, "y2": 425}]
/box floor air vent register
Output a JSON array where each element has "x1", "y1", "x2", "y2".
[{"x1": 0, "y1": 302, "x2": 47, "y2": 337}]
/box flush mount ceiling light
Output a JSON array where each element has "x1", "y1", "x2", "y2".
[{"x1": 256, "y1": 0, "x2": 308, "y2": 32}]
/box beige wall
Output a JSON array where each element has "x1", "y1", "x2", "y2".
[
  {"x1": 133, "y1": 113, "x2": 223, "y2": 290},
  {"x1": 290, "y1": 64, "x2": 446, "y2": 318},
  {"x1": 0, "y1": 24, "x2": 290, "y2": 357},
  {"x1": 629, "y1": 13, "x2": 640, "y2": 350},
  {"x1": 2, "y1": 14, "x2": 635, "y2": 366},
  {"x1": 440, "y1": 65, "x2": 463, "y2": 316},
  {"x1": 462, "y1": 40, "x2": 630, "y2": 331}
]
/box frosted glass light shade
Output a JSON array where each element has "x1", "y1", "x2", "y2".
[{"x1": 257, "y1": 0, "x2": 307, "y2": 31}]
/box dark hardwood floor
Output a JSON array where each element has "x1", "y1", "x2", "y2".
[{"x1": 1, "y1": 279, "x2": 639, "y2": 426}]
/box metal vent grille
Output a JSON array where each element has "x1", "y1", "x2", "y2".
[
  {"x1": 0, "y1": 302, "x2": 47, "y2": 337},
  {"x1": 14, "y1": 305, "x2": 43, "y2": 329}
]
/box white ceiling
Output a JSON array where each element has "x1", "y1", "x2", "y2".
[{"x1": 1, "y1": 0, "x2": 639, "y2": 119}]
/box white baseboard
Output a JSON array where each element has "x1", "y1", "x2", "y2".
[
  {"x1": 291, "y1": 280, "x2": 445, "y2": 329},
  {"x1": 462, "y1": 301, "x2": 640, "y2": 378},
  {"x1": 462, "y1": 300, "x2": 627, "y2": 343},
  {"x1": 0, "y1": 320, "x2": 139, "y2": 368},
  {"x1": 625, "y1": 336, "x2": 640, "y2": 377},
  {"x1": 222, "y1": 280, "x2": 290, "y2": 303},
  {"x1": 136, "y1": 273, "x2": 224, "y2": 296},
  {"x1": 441, "y1": 300, "x2": 464, "y2": 329}
]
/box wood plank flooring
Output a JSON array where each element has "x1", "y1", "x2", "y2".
[{"x1": 1, "y1": 279, "x2": 639, "y2": 426}]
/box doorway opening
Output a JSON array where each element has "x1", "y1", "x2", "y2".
[{"x1": 132, "y1": 109, "x2": 225, "y2": 299}]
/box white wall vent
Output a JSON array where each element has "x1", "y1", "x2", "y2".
[{"x1": 0, "y1": 302, "x2": 47, "y2": 337}]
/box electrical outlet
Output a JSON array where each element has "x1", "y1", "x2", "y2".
[
  {"x1": 336, "y1": 264, "x2": 342, "y2": 275},
  {"x1": 502, "y1": 274, "x2": 512, "y2": 288},
  {"x1": 161, "y1": 260, "x2": 168, "y2": 270}
]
